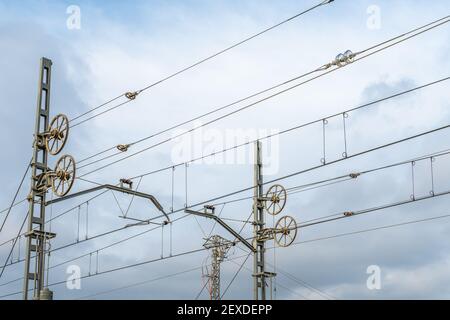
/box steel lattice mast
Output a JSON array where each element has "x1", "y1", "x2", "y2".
[
  {"x1": 203, "y1": 234, "x2": 233, "y2": 300},
  {"x1": 23, "y1": 58, "x2": 55, "y2": 300}
]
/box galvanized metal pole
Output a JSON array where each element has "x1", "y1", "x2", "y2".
[
  {"x1": 23, "y1": 58, "x2": 53, "y2": 300},
  {"x1": 252, "y1": 140, "x2": 266, "y2": 300}
]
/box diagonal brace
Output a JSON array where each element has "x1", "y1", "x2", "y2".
[
  {"x1": 185, "y1": 209, "x2": 255, "y2": 253},
  {"x1": 45, "y1": 184, "x2": 169, "y2": 221}
]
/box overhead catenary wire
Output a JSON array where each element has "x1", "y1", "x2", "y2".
[
  {"x1": 7, "y1": 209, "x2": 449, "y2": 300},
  {"x1": 3, "y1": 132, "x2": 447, "y2": 288},
  {"x1": 122, "y1": 75, "x2": 449, "y2": 183},
  {"x1": 0, "y1": 211, "x2": 29, "y2": 281},
  {"x1": 6, "y1": 177, "x2": 132, "y2": 243},
  {"x1": 3, "y1": 141, "x2": 449, "y2": 288},
  {"x1": 10, "y1": 162, "x2": 351, "y2": 253},
  {"x1": 76, "y1": 64, "x2": 329, "y2": 165},
  {"x1": 75, "y1": 16, "x2": 450, "y2": 177},
  {"x1": 0, "y1": 199, "x2": 27, "y2": 216},
  {"x1": 220, "y1": 252, "x2": 252, "y2": 299},
  {"x1": 68, "y1": 0, "x2": 335, "y2": 128},
  {"x1": 253, "y1": 189, "x2": 450, "y2": 244},
  {"x1": 166, "y1": 173, "x2": 450, "y2": 250},
  {"x1": 2, "y1": 7, "x2": 448, "y2": 302},
  {"x1": 209, "y1": 146, "x2": 450, "y2": 213},
  {"x1": 195, "y1": 209, "x2": 253, "y2": 299},
  {"x1": 82, "y1": 66, "x2": 450, "y2": 181},
  {"x1": 0, "y1": 160, "x2": 30, "y2": 233},
  {"x1": 0, "y1": 212, "x2": 193, "y2": 283},
  {"x1": 69, "y1": 95, "x2": 126, "y2": 123},
  {"x1": 2, "y1": 127, "x2": 449, "y2": 280},
  {"x1": 0, "y1": 178, "x2": 112, "y2": 262},
  {"x1": 3, "y1": 73, "x2": 448, "y2": 219},
  {"x1": 0, "y1": 246, "x2": 211, "y2": 299},
  {"x1": 0, "y1": 189, "x2": 111, "y2": 251},
  {"x1": 290, "y1": 213, "x2": 450, "y2": 247},
  {"x1": 225, "y1": 257, "x2": 310, "y2": 300},
  {"x1": 222, "y1": 187, "x2": 450, "y2": 251},
  {"x1": 4, "y1": 158, "x2": 447, "y2": 297},
  {"x1": 219, "y1": 189, "x2": 450, "y2": 297},
  {"x1": 1, "y1": 154, "x2": 449, "y2": 294},
  {"x1": 81, "y1": 252, "x2": 252, "y2": 300},
  {"x1": 140, "y1": 123, "x2": 450, "y2": 226},
  {"x1": 76, "y1": 15, "x2": 450, "y2": 167},
  {"x1": 30, "y1": 123, "x2": 447, "y2": 258},
  {"x1": 0, "y1": 200, "x2": 28, "y2": 219},
  {"x1": 195, "y1": 276, "x2": 211, "y2": 300},
  {"x1": 275, "y1": 281, "x2": 309, "y2": 300},
  {"x1": 77, "y1": 250, "x2": 316, "y2": 300},
  {"x1": 3, "y1": 112, "x2": 450, "y2": 291},
  {"x1": 79, "y1": 265, "x2": 204, "y2": 300},
  {"x1": 268, "y1": 262, "x2": 336, "y2": 300}
]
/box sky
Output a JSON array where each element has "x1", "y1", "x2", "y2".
[{"x1": 0, "y1": 0, "x2": 450, "y2": 300}]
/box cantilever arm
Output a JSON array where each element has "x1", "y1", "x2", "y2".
[
  {"x1": 46, "y1": 184, "x2": 169, "y2": 221},
  {"x1": 184, "y1": 209, "x2": 255, "y2": 253}
]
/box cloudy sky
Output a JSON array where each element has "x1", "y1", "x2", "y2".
[{"x1": 1, "y1": 0, "x2": 450, "y2": 300}]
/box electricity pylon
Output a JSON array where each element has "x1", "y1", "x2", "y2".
[{"x1": 203, "y1": 234, "x2": 233, "y2": 300}]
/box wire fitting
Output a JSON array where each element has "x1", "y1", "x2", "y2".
[
  {"x1": 204, "y1": 205, "x2": 216, "y2": 215},
  {"x1": 117, "y1": 144, "x2": 130, "y2": 152},
  {"x1": 334, "y1": 50, "x2": 355, "y2": 67},
  {"x1": 349, "y1": 172, "x2": 361, "y2": 179},
  {"x1": 343, "y1": 211, "x2": 354, "y2": 217},
  {"x1": 119, "y1": 178, "x2": 133, "y2": 189},
  {"x1": 323, "y1": 49, "x2": 356, "y2": 69},
  {"x1": 125, "y1": 91, "x2": 139, "y2": 100}
]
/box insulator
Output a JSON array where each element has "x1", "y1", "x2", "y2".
[
  {"x1": 335, "y1": 53, "x2": 346, "y2": 66},
  {"x1": 344, "y1": 49, "x2": 355, "y2": 63}
]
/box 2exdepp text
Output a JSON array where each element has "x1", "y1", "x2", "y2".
[{"x1": 177, "y1": 303, "x2": 273, "y2": 318}]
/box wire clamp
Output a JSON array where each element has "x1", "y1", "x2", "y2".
[
  {"x1": 343, "y1": 211, "x2": 354, "y2": 217},
  {"x1": 125, "y1": 91, "x2": 139, "y2": 100},
  {"x1": 120, "y1": 178, "x2": 133, "y2": 189},
  {"x1": 117, "y1": 144, "x2": 130, "y2": 152},
  {"x1": 204, "y1": 205, "x2": 216, "y2": 215},
  {"x1": 349, "y1": 172, "x2": 361, "y2": 179}
]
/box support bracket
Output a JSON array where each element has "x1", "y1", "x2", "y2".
[
  {"x1": 185, "y1": 208, "x2": 256, "y2": 253},
  {"x1": 46, "y1": 184, "x2": 170, "y2": 221}
]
